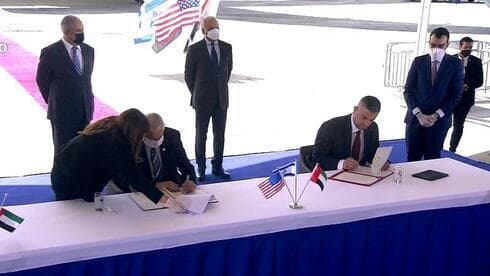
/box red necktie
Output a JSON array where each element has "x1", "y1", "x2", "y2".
[{"x1": 352, "y1": 130, "x2": 361, "y2": 161}]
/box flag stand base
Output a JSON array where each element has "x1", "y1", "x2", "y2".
[{"x1": 289, "y1": 202, "x2": 303, "y2": 209}]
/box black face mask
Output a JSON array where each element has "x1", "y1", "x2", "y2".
[
  {"x1": 74, "y1": 32, "x2": 84, "y2": 45},
  {"x1": 461, "y1": 49, "x2": 471, "y2": 57}
]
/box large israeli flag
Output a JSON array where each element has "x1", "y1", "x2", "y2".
[{"x1": 134, "y1": 0, "x2": 171, "y2": 44}]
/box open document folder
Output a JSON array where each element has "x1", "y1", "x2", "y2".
[
  {"x1": 129, "y1": 189, "x2": 217, "y2": 212},
  {"x1": 329, "y1": 146, "x2": 393, "y2": 186}
]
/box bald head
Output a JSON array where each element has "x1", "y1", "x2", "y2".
[{"x1": 145, "y1": 113, "x2": 165, "y2": 140}]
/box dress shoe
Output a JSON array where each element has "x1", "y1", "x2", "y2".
[
  {"x1": 212, "y1": 168, "x2": 231, "y2": 180},
  {"x1": 197, "y1": 170, "x2": 206, "y2": 182}
]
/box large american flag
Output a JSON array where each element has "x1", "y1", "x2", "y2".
[{"x1": 153, "y1": 0, "x2": 209, "y2": 46}]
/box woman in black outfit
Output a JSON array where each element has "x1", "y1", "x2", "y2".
[{"x1": 51, "y1": 108, "x2": 168, "y2": 204}]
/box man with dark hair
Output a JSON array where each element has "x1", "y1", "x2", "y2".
[
  {"x1": 404, "y1": 27, "x2": 464, "y2": 161},
  {"x1": 313, "y1": 96, "x2": 388, "y2": 171},
  {"x1": 185, "y1": 16, "x2": 233, "y2": 182},
  {"x1": 36, "y1": 15, "x2": 95, "y2": 154},
  {"x1": 449, "y1": 37, "x2": 484, "y2": 152}
]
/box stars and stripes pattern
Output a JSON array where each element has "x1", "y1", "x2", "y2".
[
  {"x1": 258, "y1": 171, "x2": 286, "y2": 199},
  {"x1": 153, "y1": 0, "x2": 210, "y2": 45}
]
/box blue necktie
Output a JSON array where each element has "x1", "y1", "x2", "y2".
[
  {"x1": 211, "y1": 42, "x2": 218, "y2": 67},
  {"x1": 71, "y1": 47, "x2": 82, "y2": 75}
]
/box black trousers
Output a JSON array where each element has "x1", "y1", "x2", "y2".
[
  {"x1": 50, "y1": 119, "x2": 88, "y2": 154},
  {"x1": 195, "y1": 104, "x2": 227, "y2": 171},
  {"x1": 406, "y1": 117, "x2": 451, "y2": 162},
  {"x1": 449, "y1": 101, "x2": 473, "y2": 152}
]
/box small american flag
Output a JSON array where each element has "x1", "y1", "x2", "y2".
[
  {"x1": 152, "y1": 0, "x2": 209, "y2": 51},
  {"x1": 258, "y1": 171, "x2": 286, "y2": 199}
]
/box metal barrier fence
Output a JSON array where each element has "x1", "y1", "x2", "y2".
[{"x1": 384, "y1": 41, "x2": 490, "y2": 93}]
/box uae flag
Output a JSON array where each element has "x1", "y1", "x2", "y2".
[
  {"x1": 310, "y1": 163, "x2": 327, "y2": 191},
  {"x1": 0, "y1": 208, "x2": 24, "y2": 233}
]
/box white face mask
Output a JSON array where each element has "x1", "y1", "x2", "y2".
[
  {"x1": 206, "y1": 28, "x2": 219, "y2": 41},
  {"x1": 430, "y1": 47, "x2": 445, "y2": 61},
  {"x1": 143, "y1": 135, "x2": 164, "y2": 148}
]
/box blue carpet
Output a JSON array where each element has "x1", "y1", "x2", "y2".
[{"x1": 1, "y1": 139, "x2": 488, "y2": 206}]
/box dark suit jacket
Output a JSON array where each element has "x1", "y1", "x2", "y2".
[
  {"x1": 312, "y1": 114, "x2": 379, "y2": 171},
  {"x1": 403, "y1": 53, "x2": 464, "y2": 124},
  {"x1": 184, "y1": 39, "x2": 233, "y2": 113},
  {"x1": 51, "y1": 127, "x2": 163, "y2": 203},
  {"x1": 36, "y1": 40, "x2": 95, "y2": 123},
  {"x1": 453, "y1": 54, "x2": 483, "y2": 107},
  {"x1": 137, "y1": 127, "x2": 196, "y2": 184}
]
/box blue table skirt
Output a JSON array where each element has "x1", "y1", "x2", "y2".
[{"x1": 7, "y1": 203, "x2": 490, "y2": 276}]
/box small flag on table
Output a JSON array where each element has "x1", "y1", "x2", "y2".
[
  {"x1": 310, "y1": 163, "x2": 327, "y2": 191},
  {"x1": 258, "y1": 170, "x2": 286, "y2": 199},
  {"x1": 273, "y1": 162, "x2": 296, "y2": 177},
  {"x1": 0, "y1": 208, "x2": 24, "y2": 233}
]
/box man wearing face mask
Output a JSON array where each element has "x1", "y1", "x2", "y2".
[
  {"x1": 137, "y1": 113, "x2": 196, "y2": 194},
  {"x1": 36, "y1": 15, "x2": 95, "y2": 155},
  {"x1": 449, "y1": 37, "x2": 484, "y2": 153},
  {"x1": 185, "y1": 16, "x2": 233, "y2": 182},
  {"x1": 404, "y1": 27, "x2": 464, "y2": 162}
]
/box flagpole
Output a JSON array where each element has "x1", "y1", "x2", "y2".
[
  {"x1": 283, "y1": 176, "x2": 295, "y2": 202},
  {"x1": 1, "y1": 193, "x2": 7, "y2": 208},
  {"x1": 297, "y1": 180, "x2": 310, "y2": 203},
  {"x1": 289, "y1": 160, "x2": 302, "y2": 209},
  {"x1": 294, "y1": 169, "x2": 297, "y2": 203},
  {"x1": 183, "y1": 22, "x2": 200, "y2": 53}
]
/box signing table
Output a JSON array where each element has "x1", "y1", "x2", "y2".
[{"x1": 2, "y1": 158, "x2": 490, "y2": 275}]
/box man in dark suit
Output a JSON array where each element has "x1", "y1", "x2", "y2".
[
  {"x1": 404, "y1": 27, "x2": 464, "y2": 161},
  {"x1": 36, "y1": 15, "x2": 95, "y2": 154},
  {"x1": 185, "y1": 16, "x2": 233, "y2": 182},
  {"x1": 138, "y1": 113, "x2": 196, "y2": 194},
  {"x1": 449, "y1": 37, "x2": 484, "y2": 153},
  {"x1": 313, "y1": 96, "x2": 388, "y2": 171}
]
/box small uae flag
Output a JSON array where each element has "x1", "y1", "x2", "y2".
[
  {"x1": 0, "y1": 208, "x2": 24, "y2": 233},
  {"x1": 310, "y1": 163, "x2": 327, "y2": 191}
]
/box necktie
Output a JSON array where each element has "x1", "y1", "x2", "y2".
[
  {"x1": 211, "y1": 42, "x2": 218, "y2": 67},
  {"x1": 431, "y1": 60, "x2": 439, "y2": 86},
  {"x1": 352, "y1": 130, "x2": 361, "y2": 161},
  {"x1": 150, "y1": 147, "x2": 162, "y2": 180},
  {"x1": 71, "y1": 47, "x2": 82, "y2": 75}
]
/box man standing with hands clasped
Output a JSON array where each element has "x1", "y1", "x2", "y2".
[
  {"x1": 36, "y1": 15, "x2": 95, "y2": 155},
  {"x1": 449, "y1": 37, "x2": 484, "y2": 153},
  {"x1": 404, "y1": 27, "x2": 464, "y2": 161},
  {"x1": 185, "y1": 16, "x2": 233, "y2": 182}
]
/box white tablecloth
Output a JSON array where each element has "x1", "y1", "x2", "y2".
[{"x1": 1, "y1": 158, "x2": 490, "y2": 273}]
